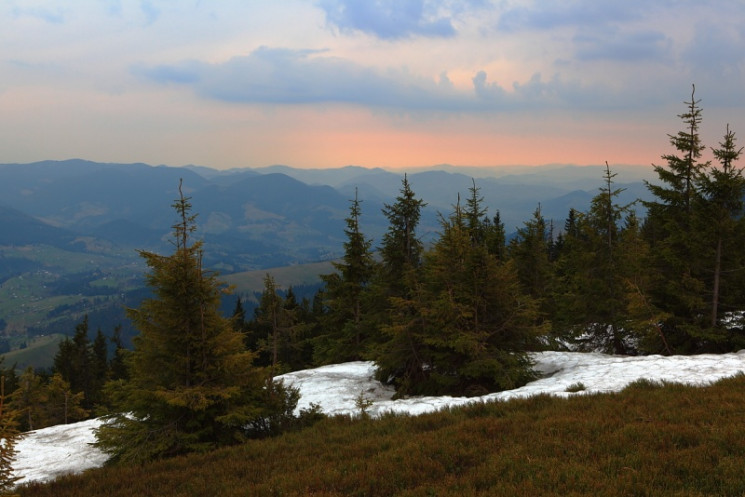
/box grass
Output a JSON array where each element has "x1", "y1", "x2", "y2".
[
  {"x1": 565, "y1": 381, "x2": 586, "y2": 393},
  {"x1": 222, "y1": 260, "x2": 333, "y2": 295},
  {"x1": 0, "y1": 334, "x2": 66, "y2": 371},
  {"x1": 18, "y1": 374, "x2": 745, "y2": 496}
]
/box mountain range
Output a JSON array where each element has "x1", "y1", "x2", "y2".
[{"x1": 0, "y1": 159, "x2": 656, "y2": 270}]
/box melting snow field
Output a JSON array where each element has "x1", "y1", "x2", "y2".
[{"x1": 13, "y1": 351, "x2": 745, "y2": 486}]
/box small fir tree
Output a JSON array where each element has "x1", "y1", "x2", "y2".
[
  {"x1": 43, "y1": 374, "x2": 88, "y2": 425},
  {"x1": 95, "y1": 181, "x2": 286, "y2": 464},
  {"x1": 0, "y1": 376, "x2": 21, "y2": 494},
  {"x1": 556, "y1": 163, "x2": 636, "y2": 353},
  {"x1": 10, "y1": 368, "x2": 47, "y2": 432},
  {"x1": 508, "y1": 205, "x2": 556, "y2": 327},
  {"x1": 378, "y1": 196, "x2": 542, "y2": 396}
]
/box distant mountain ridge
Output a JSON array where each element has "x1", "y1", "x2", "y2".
[{"x1": 0, "y1": 159, "x2": 655, "y2": 269}]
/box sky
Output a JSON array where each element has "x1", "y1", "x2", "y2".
[
  {"x1": 13, "y1": 351, "x2": 745, "y2": 485},
  {"x1": 2, "y1": 1, "x2": 745, "y2": 170}
]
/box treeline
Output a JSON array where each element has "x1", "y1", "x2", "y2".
[
  {"x1": 240, "y1": 87, "x2": 745, "y2": 397},
  {"x1": 0, "y1": 316, "x2": 127, "y2": 431}
]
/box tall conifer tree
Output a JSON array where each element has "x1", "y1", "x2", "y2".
[
  {"x1": 695, "y1": 124, "x2": 745, "y2": 345},
  {"x1": 643, "y1": 85, "x2": 712, "y2": 351},
  {"x1": 315, "y1": 189, "x2": 375, "y2": 364},
  {"x1": 372, "y1": 176, "x2": 427, "y2": 375}
]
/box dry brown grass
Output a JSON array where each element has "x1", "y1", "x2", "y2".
[{"x1": 19, "y1": 374, "x2": 745, "y2": 496}]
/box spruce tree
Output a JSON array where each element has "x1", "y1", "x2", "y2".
[
  {"x1": 10, "y1": 368, "x2": 47, "y2": 431},
  {"x1": 108, "y1": 325, "x2": 128, "y2": 382},
  {"x1": 483, "y1": 211, "x2": 507, "y2": 261},
  {"x1": 556, "y1": 163, "x2": 637, "y2": 353},
  {"x1": 695, "y1": 124, "x2": 745, "y2": 345},
  {"x1": 231, "y1": 297, "x2": 247, "y2": 333},
  {"x1": 95, "y1": 182, "x2": 284, "y2": 464},
  {"x1": 0, "y1": 376, "x2": 20, "y2": 493},
  {"x1": 643, "y1": 85, "x2": 712, "y2": 351},
  {"x1": 508, "y1": 205, "x2": 555, "y2": 323},
  {"x1": 378, "y1": 197, "x2": 541, "y2": 396},
  {"x1": 43, "y1": 374, "x2": 88, "y2": 425},
  {"x1": 315, "y1": 189, "x2": 375, "y2": 364},
  {"x1": 251, "y1": 275, "x2": 305, "y2": 374},
  {"x1": 378, "y1": 174, "x2": 426, "y2": 296},
  {"x1": 90, "y1": 328, "x2": 108, "y2": 408},
  {"x1": 617, "y1": 211, "x2": 669, "y2": 353},
  {"x1": 372, "y1": 175, "x2": 426, "y2": 377},
  {"x1": 53, "y1": 316, "x2": 95, "y2": 410}
]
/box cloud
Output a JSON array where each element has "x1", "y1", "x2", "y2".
[
  {"x1": 472, "y1": 71, "x2": 505, "y2": 102},
  {"x1": 498, "y1": 1, "x2": 644, "y2": 32},
  {"x1": 574, "y1": 29, "x2": 671, "y2": 62},
  {"x1": 11, "y1": 5, "x2": 66, "y2": 24},
  {"x1": 680, "y1": 22, "x2": 745, "y2": 106},
  {"x1": 140, "y1": 0, "x2": 160, "y2": 25},
  {"x1": 684, "y1": 24, "x2": 745, "y2": 78},
  {"x1": 496, "y1": 1, "x2": 675, "y2": 64},
  {"x1": 137, "y1": 47, "x2": 463, "y2": 109},
  {"x1": 137, "y1": 46, "x2": 645, "y2": 114},
  {"x1": 317, "y1": 0, "x2": 457, "y2": 39}
]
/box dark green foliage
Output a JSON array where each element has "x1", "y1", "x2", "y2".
[
  {"x1": 53, "y1": 317, "x2": 94, "y2": 410},
  {"x1": 695, "y1": 124, "x2": 745, "y2": 345},
  {"x1": 508, "y1": 205, "x2": 556, "y2": 329},
  {"x1": 230, "y1": 297, "x2": 246, "y2": 333},
  {"x1": 94, "y1": 183, "x2": 290, "y2": 464},
  {"x1": 643, "y1": 86, "x2": 711, "y2": 351},
  {"x1": 378, "y1": 174, "x2": 426, "y2": 293},
  {"x1": 554, "y1": 164, "x2": 647, "y2": 353},
  {"x1": 377, "y1": 189, "x2": 543, "y2": 396},
  {"x1": 0, "y1": 377, "x2": 20, "y2": 494},
  {"x1": 370, "y1": 176, "x2": 427, "y2": 382},
  {"x1": 643, "y1": 86, "x2": 745, "y2": 352},
  {"x1": 315, "y1": 190, "x2": 376, "y2": 364},
  {"x1": 107, "y1": 325, "x2": 128, "y2": 382},
  {"x1": 248, "y1": 276, "x2": 309, "y2": 375},
  {"x1": 52, "y1": 316, "x2": 111, "y2": 412}
]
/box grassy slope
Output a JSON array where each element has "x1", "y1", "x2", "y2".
[
  {"x1": 222, "y1": 260, "x2": 333, "y2": 295},
  {"x1": 0, "y1": 244, "x2": 143, "y2": 334},
  {"x1": 20, "y1": 374, "x2": 745, "y2": 497},
  {"x1": 0, "y1": 334, "x2": 65, "y2": 371}
]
